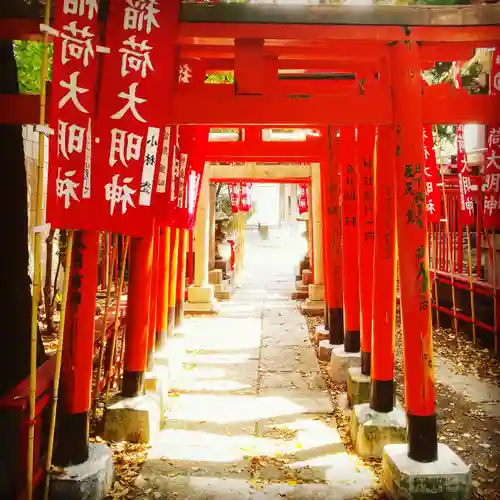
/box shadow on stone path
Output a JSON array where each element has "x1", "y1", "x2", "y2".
[{"x1": 134, "y1": 226, "x2": 376, "y2": 499}]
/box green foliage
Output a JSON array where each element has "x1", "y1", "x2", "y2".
[{"x1": 13, "y1": 40, "x2": 53, "y2": 93}]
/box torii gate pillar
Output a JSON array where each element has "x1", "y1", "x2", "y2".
[
  {"x1": 302, "y1": 163, "x2": 325, "y2": 315},
  {"x1": 381, "y1": 41, "x2": 470, "y2": 499}
]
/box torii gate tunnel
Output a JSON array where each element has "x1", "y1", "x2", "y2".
[{"x1": 1, "y1": 1, "x2": 500, "y2": 495}]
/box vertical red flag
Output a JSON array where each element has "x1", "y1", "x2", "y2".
[
  {"x1": 455, "y1": 68, "x2": 475, "y2": 225},
  {"x1": 298, "y1": 184, "x2": 309, "y2": 214},
  {"x1": 239, "y1": 183, "x2": 253, "y2": 212},
  {"x1": 483, "y1": 48, "x2": 500, "y2": 229},
  {"x1": 46, "y1": 0, "x2": 100, "y2": 229},
  {"x1": 92, "y1": 0, "x2": 178, "y2": 236},
  {"x1": 423, "y1": 125, "x2": 441, "y2": 223},
  {"x1": 228, "y1": 183, "x2": 240, "y2": 213}
]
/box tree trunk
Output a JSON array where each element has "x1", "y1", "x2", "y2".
[{"x1": 0, "y1": 39, "x2": 48, "y2": 498}]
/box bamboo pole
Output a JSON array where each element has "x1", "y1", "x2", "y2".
[
  {"x1": 466, "y1": 225, "x2": 477, "y2": 344},
  {"x1": 432, "y1": 222, "x2": 440, "y2": 327},
  {"x1": 437, "y1": 145, "x2": 459, "y2": 335},
  {"x1": 92, "y1": 234, "x2": 118, "y2": 419},
  {"x1": 42, "y1": 232, "x2": 74, "y2": 500},
  {"x1": 492, "y1": 231, "x2": 498, "y2": 355},
  {"x1": 105, "y1": 236, "x2": 130, "y2": 402},
  {"x1": 27, "y1": 2, "x2": 52, "y2": 498}
]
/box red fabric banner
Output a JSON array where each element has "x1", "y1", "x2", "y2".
[
  {"x1": 46, "y1": 1, "x2": 100, "y2": 229},
  {"x1": 298, "y1": 184, "x2": 308, "y2": 214},
  {"x1": 483, "y1": 48, "x2": 500, "y2": 229},
  {"x1": 423, "y1": 125, "x2": 441, "y2": 223},
  {"x1": 455, "y1": 68, "x2": 475, "y2": 225},
  {"x1": 239, "y1": 183, "x2": 252, "y2": 212},
  {"x1": 92, "y1": 0, "x2": 175, "y2": 236},
  {"x1": 228, "y1": 183, "x2": 240, "y2": 213},
  {"x1": 177, "y1": 125, "x2": 209, "y2": 230}
]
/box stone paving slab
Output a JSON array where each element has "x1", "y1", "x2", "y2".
[
  {"x1": 137, "y1": 229, "x2": 376, "y2": 500},
  {"x1": 260, "y1": 346, "x2": 320, "y2": 373}
]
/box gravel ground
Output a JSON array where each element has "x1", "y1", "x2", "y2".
[{"x1": 304, "y1": 305, "x2": 500, "y2": 500}]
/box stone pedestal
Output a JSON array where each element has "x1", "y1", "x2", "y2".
[
  {"x1": 308, "y1": 283, "x2": 324, "y2": 302},
  {"x1": 302, "y1": 269, "x2": 313, "y2": 285},
  {"x1": 351, "y1": 403, "x2": 407, "y2": 459},
  {"x1": 103, "y1": 391, "x2": 162, "y2": 444},
  {"x1": 327, "y1": 346, "x2": 361, "y2": 382},
  {"x1": 314, "y1": 324, "x2": 329, "y2": 346},
  {"x1": 317, "y1": 340, "x2": 338, "y2": 362},
  {"x1": 50, "y1": 443, "x2": 114, "y2": 500},
  {"x1": 214, "y1": 279, "x2": 232, "y2": 300},
  {"x1": 301, "y1": 299, "x2": 325, "y2": 316},
  {"x1": 347, "y1": 367, "x2": 371, "y2": 406},
  {"x1": 185, "y1": 284, "x2": 218, "y2": 313},
  {"x1": 208, "y1": 268, "x2": 223, "y2": 285},
  {"x1": 381, "y1": 444, "x2": 472, "y2": 500},
  {"x1": 292, "y1": 280, "x2": 309, "y2": 300}
]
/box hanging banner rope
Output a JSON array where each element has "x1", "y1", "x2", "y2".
[
  {"x1": 454, "y1": 66, "x2": 475, "y2": 225},
  {"x1": 298, "y1": 183, "x2": 308, "y2": 214},
  {"x1": 484, "y1": 48, "x2": 500, "y2": 229},
  {"x1": 46, "y1": 1, "x2": 100, "y2": 229}
]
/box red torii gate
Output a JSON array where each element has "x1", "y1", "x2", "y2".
[{"x1": 1, "y1": 3, "x2": 500, "y2": 499}]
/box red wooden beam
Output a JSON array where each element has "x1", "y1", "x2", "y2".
[
  {"x1": 210, "y1": 176, "x2": 310, "y2": 184},
  {"x1": 178, "y1": 23, "x2": 500, "y2": 43},
  {"x1": 2, "y1": 86, "x2": 498, "y2": 126},
  {"x1": 0, "y1": 19, "x2": 44, "y2": 41},
  {"x1": 419, "y1": 42, "x2": 477, "y2": 63}
]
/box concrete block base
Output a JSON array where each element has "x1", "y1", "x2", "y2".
[
  {"x1": 351, "y1": 403, "x2": 407, "y2": 459},
  {"x1": 308, "y1": 283, "x2": 325, "y2": 302},
  {"x1": 317, "y1": 340, "x2": 338, "y2": 362},
  {"x1": 103, "y1": 392, "x2": 161, "y2": 444},
  {"x1": 301, "y1": 299, "x2": 325, "y2": 316},
  {"x1": 214, "y1": 280, "x2": 231, "y2": 300},
  {"x1": 327, "y1": 346, "x2": 361, "y2": 382},
  {"x1": 347, "y1": 366, "x2": 371, "y2": 406},
  {"x1": 208, "y1": 268, "x2": 223, "y2": 285},
  {"x1": 381, "y1": 444, "x2": 472, "y2": 500},
  {"x1": 50, "y1": 443, "x2": 114, "y2": 500},
  {"x1": 185, "y1": 284, "x2": 218, "y2": 313},
  {"x1": 302, "y1": 269, "x2": 313, "y2": 285},
  {"x1": 314, "y1": 324, "x2": 329, "y2": 346}
]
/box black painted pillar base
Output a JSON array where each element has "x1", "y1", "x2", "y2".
[
  {"x1": 121, "y1": 370, "x2": 145, "y2": 398},
  {"x1": 167, "y1": 306, "x2": 175, "y2": 337},
  {"x1": 155, "y1": 330, "x2": 166, "y2": 349},
  {"x1": 328, "y1": 308, "x2": 344, "y2": 345},
  {"x1": 174, "y1": 301, "x2": 184, "y2": 329},
  {"x1": 53, "y1": 411, "x2": 89, "y2": 466},
  {"x1": 324, "y1": 303, "x2": 330, "y2": 330},
  {"x1": 407, "y1": 413, "x2": 438, "y2": 463},
  {"x1": 361, "y1": 351, "x2": 371, "y2": 376},
  {"x1": 344, "y1": 329, "x2": 360, "y2": 353},
  {"x1": 370, "y1": 379, "x2": 394, "y2": 413},
  {"x1": 146, "y1": 349, "x2": 155, "y2": 372}
]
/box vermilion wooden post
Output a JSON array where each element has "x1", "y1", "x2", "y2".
[
  {"x1": 147, "y1": 223, "x2": 160, "y2": 370},
  {"x1": 390, "y1": 41, "x2": 437, "y2": 462},
  {"x1": 56, "y1": 230, "x2": 99, "y2": 465},
  {"x1": 156, "y1": 226, "x2": 171, "y2": 348},
  {"x1": 327, "y1": 126, "x2": 344, "y2": 344},
  {"x1": 155, "y1": 226, "x2": 167, "y2": 348},
  {"x1": 167, "y1": 228, "x2": 180, "y2": 337},
  {"x1": 122, "y1": 233, "x2": 153, "y2": 397},
  {"x1": 175, "y1": 229, "x2": 188, "y2": 329},
  {"x1": 371, "y1": 126, "x2": 397, "y2": 413},
  {"x1": 340, "y1": 126, "x2": 361, "y2": 352},
  {"x1": 357, "y1": 125, "x2": 376, "y2": 375},
  {"x1": 319, "y1": 158, "x2": 331, "y2": 330}
]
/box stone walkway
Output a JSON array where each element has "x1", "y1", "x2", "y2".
[{"x1": 135, "y1": 227, "x2": 376, "y2": 499}]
